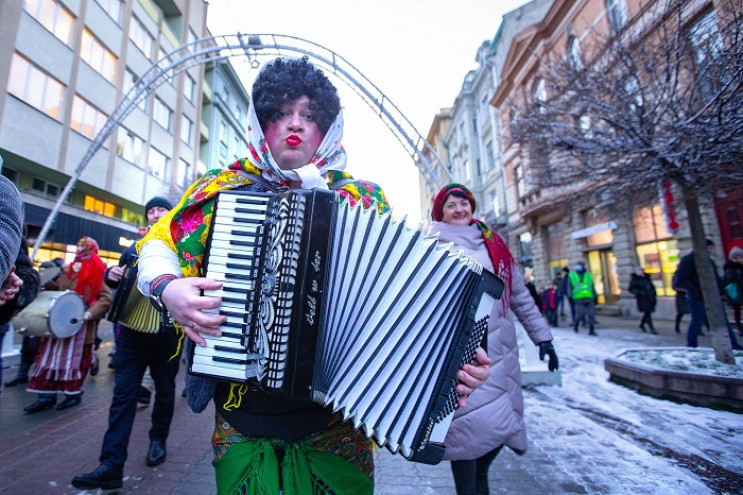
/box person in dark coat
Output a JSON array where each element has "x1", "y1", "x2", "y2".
[
  {"x1": 723, "y1": 246, "x2": 743, "y2": 337},
  {"x1": 628, "y1": 266, "x2": 657, "y2": 334},
  {"x1": 674, "y1": 239, "x2": 741, "y2": 349}
]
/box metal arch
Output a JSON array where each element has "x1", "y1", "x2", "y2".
[{"x1": 31, "y1": 33, "x2": 452, "y2": 260}]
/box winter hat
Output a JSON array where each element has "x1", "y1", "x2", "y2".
[
  {"x1": 431, "y1": 184, "x2": 476, "y2": 222},
  {"x1": 0, "y1": 175, "x2": 23, "y2": 283},
  {"x1": 144, "y1": 196, "x2": 172, "y2": 214},
  {"x1": 730, "y1": 246, "x2": 743, "y2": 260}
]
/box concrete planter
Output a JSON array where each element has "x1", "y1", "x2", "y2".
[{"x1": 604, "y1": 347, "x2": 743, "y2": 413}]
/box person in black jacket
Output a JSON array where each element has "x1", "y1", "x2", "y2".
[
  {"x1": 628, "y1": 266, "x2": 657, "y2": 334},
  {"x1": 723, "y1": 246, "x2": 743, "y2": 337},
  {"x1": 674, "y1": 239, "x2": 742, "y2": 349}
]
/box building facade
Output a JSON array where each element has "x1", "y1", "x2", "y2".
[
  {"x1": 199, "y1": 56, "x2": 250, "y2": 178},
  {"x1": 0, "y1": 0, "x2": 208, "y2": 265},
  {"x1": 490, "y1": 0, "x2": 739, "y2": 315},
  {"x1": 420, "y1": 0, "x2": 741, "y2": 317}
]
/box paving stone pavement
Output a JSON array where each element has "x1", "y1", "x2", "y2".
[{"x1": 1, "y1": 314, "x2": 739, "y2": 494}]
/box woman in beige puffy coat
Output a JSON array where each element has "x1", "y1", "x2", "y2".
[{"x1": 429, "y1": 184, "x2": 559, "y2": 495}]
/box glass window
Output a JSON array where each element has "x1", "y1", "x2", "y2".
[
  {"x1": 129, "y1": 16, "x2": 154, "y2": 59},
  {"x1": 177, "y1": 158, "x2": 191, "y2": 187},
  {"x1": 180, "y1": 114, "x2": 193, "y2": 145},
  {"x1": 568, "y1": 36, "x2": 582, "y2": 69},
  {"x1": 184, "y1": 74, "x2": 196, "y2": 103},
  {"x1": 70, "y1": 95, "x2": 107, "y2": 138},
  {"x1": 23, "y1": 0, "x2": 74, "y2": 46},
  {"x1": 84, "y1": 194, "x2": 116, "y2": 217},
  {"x1": 8, "y1": 53, "x2": 65, "y2": 120},
  {"x1": 533, "y1": 78, "x2": 547, "y2": 113},
  {"x1": 636, "y1": 240, "x2": 680, "y2": 297},
  {"x1": 149, "y1": 147, "x2": 169, "y2": 180},
  {"x1": 94, "y1": 0, "x2": 122, "y2": 23},
  {"x1": 515, "y1": 165, "x2": 525, "y2": 199},
  {"x1": 116, "y1": 127, "x2": 144, "y2": 165},
  {"x1": 153, "y1": 97, "x2": 172, "y2": 131},
  {"x1": 81, "y1": 28, "x2": 117, "y2": 80},
  {"x1": 606, "y1": 0, "x2": 627, "y2": 35},
  {"x1": 633, "y1": 204, "x2": 673, "y2": 244},
  {"x1": 484, "y1": 140, "x2": 494, "y2": 172}
]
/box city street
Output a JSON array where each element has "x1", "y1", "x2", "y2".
[{"x1": 1, "y1": 315, "x2": 742, "y2": 494}]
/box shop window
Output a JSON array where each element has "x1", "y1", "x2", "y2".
[
  {"x1": 634, "y1": 205, "x2": 678, "y2": 296},
  {"x1": 84, "y1": 194, "x2": 115, "y2": 217},
  {"x1": 636, "y1": 240, "x2": 679, "y2": 297}
]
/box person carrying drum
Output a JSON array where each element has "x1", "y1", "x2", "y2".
[
  {"x1": 72, "y1": 197, "x2": 182, "y2": 490},
  {"x1": 23, "y1": 236, "x2": 111, "y2": 413}
]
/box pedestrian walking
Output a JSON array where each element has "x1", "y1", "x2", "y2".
[
  {"x1": 72, "y1": 198, "x2": 182, "y2": 491},
  {"x1": 540, "y1": 283, "x2": 559, "y2": 327},
  {"x1": 674, "y1": 239, "x2": 742, "y2": 349},
  {"x1": 23, "y1": 236, "x2": 110, "y2": 413},
  {"x1": 723, "y1": 246, "x2": 743, "y2": 337},
  {"x1": 628, "y1": 266, "x2": 657, "y2": 334},
  {"x1": 428, "y1": 183, "x2": 559, "y2": 495},
  {"x1": 567, "y1": 261, "x2": 597, "y2": 335}
]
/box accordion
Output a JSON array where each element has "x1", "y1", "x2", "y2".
[
  {"x1": 192, "y1": 189, "x2": 504, "y2": 464},
  {"x1": 108, "y1": 257, "x2": 161, "y2": 333}
]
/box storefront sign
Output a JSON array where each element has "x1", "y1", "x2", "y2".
[{"x1": 570, "y1": 221, "x2": 618, "y2": 240}]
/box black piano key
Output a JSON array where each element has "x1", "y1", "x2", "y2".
[
  {"x1": 213, "y1": 356, "x2": 251, "y2": 365},
  {"x1": 226, "y1": 273, "x2": 253, "y2": 281},
  {"x1": 221, "y1": 330, "x2": 243, "y2": 339}
]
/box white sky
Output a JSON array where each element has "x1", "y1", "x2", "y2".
[{"x1": 205, "y1": 0, "x2": 532, "y2": 224}]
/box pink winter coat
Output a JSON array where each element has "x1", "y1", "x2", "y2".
[{"x1": 429, "y1": 221, "x2": 554, "y2": 461}]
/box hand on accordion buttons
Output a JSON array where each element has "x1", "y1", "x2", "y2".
[
  {"x1": 538, "y1": 341, "x2": 559, "y2": 372},
  {"x1": 456, "y1": 347, "x2": 492, "y2": 408},
  {"x1": 162, "y1": 277, "x2": 226, "y2": 346}
]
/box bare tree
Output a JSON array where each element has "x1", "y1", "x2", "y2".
[{"x1": 508, "y1": 0, "x2": 743, "y2": 363}]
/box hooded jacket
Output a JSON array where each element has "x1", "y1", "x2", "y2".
[{"x1": 429, "y1": 221, "x2": 553, "y2": 461}]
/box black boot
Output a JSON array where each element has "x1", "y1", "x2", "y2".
[
  {"x1": 4, "y1": 375, "x2": 28, "y2": 387},
  {"x1": 573, "y1": 323, "x2": 579, "y2": 333},
  {"x1": 639, "y1": 323, "x2": 646, "y2": 333},
  {"x1": 23, "y1": 394, "x2": 57, "y2": 414},
  {"x1": 588, "y1": 325, "x2": 597, "y2": 336},
  {"x1": 72, "y1": 464, "x2": 123, "y2": 490},
  {"x1": 649, "y1": 324, "x2": 658, "y2": 335},
  {"x1": 56, "y1": 392, "x2": 83, "y2": 410}
]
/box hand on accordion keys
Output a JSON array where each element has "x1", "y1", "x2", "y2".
[
  {"x1": 455, "y1": 347, "x2": 492, "y2": 408},
  {"x1": 160, "y1": 277, "x2": 226, "y2": 346}
]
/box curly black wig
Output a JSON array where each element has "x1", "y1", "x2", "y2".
[{"x1": 252, "y1": 57, "x2": 341, "y2": 135}]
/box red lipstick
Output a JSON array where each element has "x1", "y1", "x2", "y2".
[{"x1": 286, "y1": 135, "x2": 302, "y2": 146}]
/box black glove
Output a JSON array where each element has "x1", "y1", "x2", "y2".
[{"x1": 538, "y1": 341, "x2": 559, "y2": 372}]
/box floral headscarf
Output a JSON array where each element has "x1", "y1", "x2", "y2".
[
  {"x1": 69, "y1": 236, "x2": 105, "y2": 305},
  {"x1": 432, "y1": 184, "x2": 513, "y2": 314},
  {"x1": 245, "y1": 58, "x2": 347, "y2": 190}
]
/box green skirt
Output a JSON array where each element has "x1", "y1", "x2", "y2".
[{"x1": 212, "y1": 413, "x2": 374, "y2": 495}]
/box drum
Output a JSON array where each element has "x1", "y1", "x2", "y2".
[{"x1": 11, "y1": 290, "x2": 85, "y2": 339}]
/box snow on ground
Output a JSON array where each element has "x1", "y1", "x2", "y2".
[
  {"x1": 378, "y1": 323, "x2": 743, "y2": 494},
  {"x1": 516, "y1": 325, "x2": 743, "y2": 494}
]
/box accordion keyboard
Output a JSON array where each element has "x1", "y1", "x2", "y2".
[{"x1": 191, "y1": 192, "x2": 271, "y2": 381}]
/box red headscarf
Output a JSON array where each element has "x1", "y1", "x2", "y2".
[
  {"x1": 432, "y1": 184, "x2": 514, "y2": 315},
  {"x1": 68, "y1": 236, "x2": 105, "y2": 305}
]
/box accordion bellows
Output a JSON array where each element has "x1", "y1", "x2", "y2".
[
  {"x1": 107, "y1": 259, "x2": 160, "y2": 333},
  {"x1": 192, "y1": 189, "x2": 504, "y2": 464}
]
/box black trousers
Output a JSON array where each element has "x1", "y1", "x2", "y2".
[
  {"x1": 99, "y1": 325, "x2": 181, "y2": 470},
  {"x1": 450, "y1": 446, "x2": 503, "y2": 495}
]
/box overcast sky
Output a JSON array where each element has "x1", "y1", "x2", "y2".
[{"x1": 205, "y1": 0, "x2": 532, "y2": 224}]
